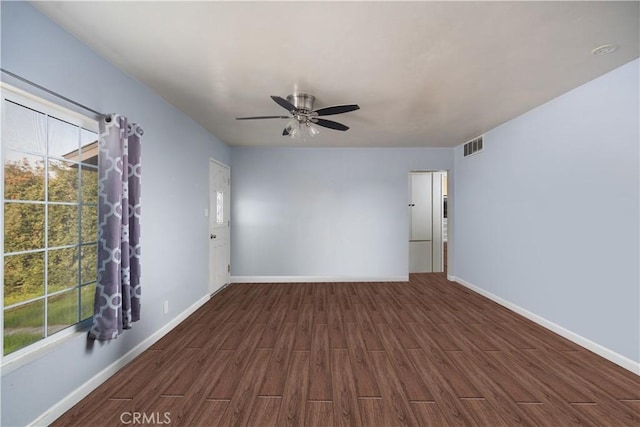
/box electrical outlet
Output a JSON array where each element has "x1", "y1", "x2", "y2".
[
  {"x1": 204, "y1": 208, "x2": 209, "y2": 217},
  {"x1": 163, "y1": 300, "x2": 169, "y2": 315}
]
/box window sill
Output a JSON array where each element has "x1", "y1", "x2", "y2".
[{"x1": 1, "y1": 318, "x2": 92, "y2": 375}]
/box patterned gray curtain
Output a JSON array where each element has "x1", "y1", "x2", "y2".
[{"x1": 89, "y1": 114, "x2": 142, "y2": 340}]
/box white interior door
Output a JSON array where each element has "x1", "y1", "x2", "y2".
[{"x1": 209, "y1": 160, "x2": 230, "y2": 294}]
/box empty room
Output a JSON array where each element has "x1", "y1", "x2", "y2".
[{"x1": 1, "y1": 1, "x2": 639, "y2": 426}]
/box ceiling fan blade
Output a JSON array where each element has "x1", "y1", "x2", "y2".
[
  {"x1": 313, "y1": 104, "x2": 360, "y2": 116},
  {"x1": 271, "y1": 96, "x2": 297, "y2": 112},
  {"x1": 313, "y1": 118, "x2": 350, "y2": 131},
  {"x1": 236, "y1": 115, "x2": 290, "y2": 120}
]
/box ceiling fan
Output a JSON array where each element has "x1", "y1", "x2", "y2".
[{"x1": 236, "y1": 93, "x2": 360, "y2": 138}]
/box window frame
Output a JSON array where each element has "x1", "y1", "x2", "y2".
[{"x1": 1, "y1": 83, "x2": 99, "y2": 367}]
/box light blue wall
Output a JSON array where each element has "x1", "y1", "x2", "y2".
[
  {"x1": 230, "y1": 147, "x2": 452, "y2": 278},
  {"x1": 1, "y1": 3, "x2": 230, "y2": 426},
  {"x1": 452, "y1": 59, "x2": 639, "y2": 363}
]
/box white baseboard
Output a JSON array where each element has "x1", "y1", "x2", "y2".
[
  {"x1": 449, "y1": 275, "x2": 640, "y2": 375},
  {"x1": 230, "y1": 275, "x2": 409, "y2": 284},
  {"x1": 30, "y1": 294, "x2": 211, "y2": 427}
]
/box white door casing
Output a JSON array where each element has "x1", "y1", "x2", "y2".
[{"x1": 209, "y1": 159, "x2": 230, "y2": 294}]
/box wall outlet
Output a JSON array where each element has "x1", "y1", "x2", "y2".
[
  {"x1": 204, "y1": 208, "x2": 209, "y2": 217},
  {"x1": 163, "y1": 300, "x2": 169, "y2": 315}
]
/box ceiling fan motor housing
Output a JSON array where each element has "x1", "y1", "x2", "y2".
[{"x1": 286, "y1": 93, "x2": 315, "y2": 113}]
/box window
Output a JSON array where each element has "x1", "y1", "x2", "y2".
[
  {"x1": 2, "y1": 85, "x2": 99, "y2": 356},
  {"x1": 216, "y1": 190, "x2": 224, "y2": 225}
]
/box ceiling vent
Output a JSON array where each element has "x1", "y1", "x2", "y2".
[{"x1": 463, "y1": 136, "x2": 484, "y2": 157}]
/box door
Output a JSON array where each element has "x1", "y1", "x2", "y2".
[
  {"x1": 431, "y1": 171, "x2": 445, "y2": 272},
  {"x1": 409, "y1": 173, "x2": 433, "y2": 273},
  {"x1": 410, "y1": 172, "x2": 433, "y2": 241},
  {"x1": 209, "y1": 160, "x2": 230, "y2": 294},
  {"x1": 408, "y1": 171, "x2": 445, "y2": 273}
]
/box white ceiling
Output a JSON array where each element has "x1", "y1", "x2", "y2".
[{"x1": 33, "y1": 1, "x2": 639, "y2": 148}]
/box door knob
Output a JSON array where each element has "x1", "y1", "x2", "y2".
[{"x1": 210, "y1": 234, "x2": 216, "y2": 239}]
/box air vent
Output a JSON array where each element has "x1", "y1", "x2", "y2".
[{"x1": 463, "y1": 136, "x2": 484, "y2": 157}]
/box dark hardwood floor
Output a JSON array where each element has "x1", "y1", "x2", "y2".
[{"x1": 53, "y1": 273, "x2": 640, "y2": 426}]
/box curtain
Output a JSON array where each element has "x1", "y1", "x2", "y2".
[{"x1": 90, "y1": 114, "x2": 142, "y2": 340}]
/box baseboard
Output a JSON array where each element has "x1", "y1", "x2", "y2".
[
  {"x1": 450, "y1": 275, "x2": 640, "y2": 375},
  {"x1": 30, "y1": 293, "x2": 211, "y2": 427},
  {"x1": 231, "y1": 275, "x2": 409, "y2": 283}
]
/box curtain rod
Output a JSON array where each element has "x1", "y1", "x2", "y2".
[{"x1": 1, "y1": 68, "x2": 105, "y2": 117}]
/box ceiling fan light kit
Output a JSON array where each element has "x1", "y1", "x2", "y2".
[
  {"x1": 284, "y1": 119, "x2": 321, "y2": 140},
  {"x1": 237, "y1": 93, "x2": 360, "y2": 140}
]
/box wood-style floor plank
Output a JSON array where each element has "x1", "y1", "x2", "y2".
[
  {"x1": 313, "y1": 286, "x2": 329, "y2": 325},
  {"x1": 459, "y1": 399, "x2": 512, "y2": 427},
  {"x1": 284, "y1": 287, "x2": 303, "y2": 322},
  {"x1": 308, "y1": 324, "x2": 333, "y2": 401},
  {"x1": 189, "y1": 400, "x2": 229, "y2": 427},
  {"x1": 368, "y1": 351, "x2": 420, "y2": 426},
  {"x1": 327, "y1": 302, "x2": 347, "y2": 349},
  {"x1": 376, "y1": 323, "x2": 434, "y2": 401},
  {"x1": 247, "y1": 396, "x2": 281, "y2": 426},
  {"x1": 378, "y1": 303, "x2": 421, "y2": 349},
  {"x1": 352, "y1": 303, "x2": 384, "y2": 351},
  {"x1": 162, "y1": 349, "x2": 233, "y2": 397},
  {"x1": 255, "y1": 286, "x2": 284, "y2": 324},
  {"x1": 276, "y1": 351, "x2": 310, "y2": 426},
  {"x1": 258, "y1": 303, "x2": 288, "y2": 349},
  {"x1": 550, "y1": 347, "x2": 640, "y2": 400},
  {"x1": 108, "y1": 350, "x2": 164, "y2": 399},
  {"x1": 133, "y1": 347, "x2": 200, "y2": 407},
  {"x1": 358, "y1": 398, "x2": 392, "y2": 427},
  {"x1": 406, "y1": 349, "x2": 477, "y2": 426},
  {"x1": 464, "y1": 350, "x2": 544, "y2": 404},
  {"x1": 445, "y1": 349, "x2": 540, "y2": 425},
  {"x1": 220, "y1": 305, "x2": 264, "y2": 350},
  {"x1": 260, "y1": 322, "x2": 298, "y2": 396},
  {"x1": 331, "y1": 349, "x2": 363, "y2": 427},
  {"x1": 336, "y1": 285, "x2": 356, "y2": 323},
  {"x1": 294, "y1": 304, "x2": 314, "y2": 350},
  {"x1": 344, "y1": 322, "x2": 382, "y2": 398},
  {"x1": 359, "y1": 288, "x2": 386, "y2": 324},
  {"x1": 505, "y1": 348, "x2": 597, "y2": 404},
  {"x1": 406, "y1": 330, "x2": 484, "y2": 399},
  {"x1": 52, "y1": 274, "x2": 640, "y2": 427},
  {"x1": 404, "y1": 307, "x2": 461, "y2": 351},
  {"x1": 208, "y1": 324, "x2": 266, "y2": 400},
  {"x1": 305, "y1": 401, "x2": 334, "y2": 427},
  {"x1": 218, "y1": 348, "x2": 272, "y2": 426},
  {"x1": 135, "y1": 395, "x2": 183, "y2": 425},
  {"x1": 410, "y1": 402, "x2": 450, "y2": 427}
]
